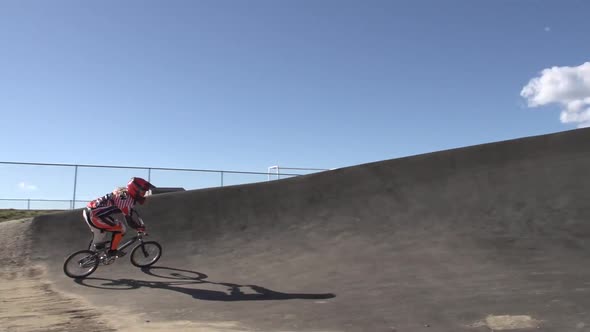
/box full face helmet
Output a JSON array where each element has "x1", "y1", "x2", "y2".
[{"x1": 126, "y1": 177, "x2": 156, "y2": 204}]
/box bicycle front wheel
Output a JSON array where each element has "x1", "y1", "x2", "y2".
[
  {"x1": 130, "y1": 241, "x2": 162, "y2": 267},
  {"x1": 64, "y1": 250, "x2": 99, "y2": 279}
]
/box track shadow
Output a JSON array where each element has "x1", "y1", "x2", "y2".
[{"x1": 74, "y1": 266, "x2": 336, "y2": 302}]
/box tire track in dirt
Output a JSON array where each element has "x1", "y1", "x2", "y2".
[
  {"x1": 1, "y1": 219, "x2": 254, "y2": 332},
  {"x1": 0, "y1": 219, "x2": 116, "y2": 332}
]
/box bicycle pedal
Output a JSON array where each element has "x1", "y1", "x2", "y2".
[{"x1": 103, "y1": 256, "x2": 116, "y2": 265}]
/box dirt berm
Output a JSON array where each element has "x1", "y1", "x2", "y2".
[{"x1": 4, "y1": 128, "x2": 590, "y2": 332}]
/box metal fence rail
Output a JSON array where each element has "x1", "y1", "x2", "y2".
[
  {"x1": 0, "y1": 198, "x2": 87, "y2": 210},
  {"x1": 0, "y1": 161, "x2": 325, "y2": 210},
  {"x1": 267, "y1": 166, "x2": 331, "y2": 180}
]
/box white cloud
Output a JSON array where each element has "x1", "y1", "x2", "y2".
[
  {"x1": 521, "y1": 62, "x2": 590, "y2": 127},
  {"x1": 18, "y1": 182, "x2": 38, "y2": 191},
  {"x1": 544, "y1": 26, "x2": 551, "y2": 32}
]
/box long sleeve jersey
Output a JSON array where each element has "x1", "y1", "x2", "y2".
[{"x1": 87, "y1": 190, "x2": 135, "y2": 216}]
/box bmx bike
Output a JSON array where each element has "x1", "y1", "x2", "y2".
[{"x1": 63, "y1": 231, "x2": 162, "y2": 279}]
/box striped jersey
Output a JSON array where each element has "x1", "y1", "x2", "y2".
[{"x1": 87, "y1": 190, "x2": 135, "y2": 215}]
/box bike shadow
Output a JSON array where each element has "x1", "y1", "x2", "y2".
[{"x1": 74, "y1": 266, "x2": 336, "y2": 302}]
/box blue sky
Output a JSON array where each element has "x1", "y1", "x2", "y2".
[{"x1": 1, "y1": 0, "x2": 590, "y2": 207}]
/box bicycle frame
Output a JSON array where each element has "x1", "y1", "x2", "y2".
[
  {"x1": 66, "y1": 213, "x2": 161, "y2": 278},
  {"x1": 117, "y1": 233, "x2": 144, "y2": 252}
]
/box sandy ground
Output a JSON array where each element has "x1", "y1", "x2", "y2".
[
  {"x1": 0, "y1": 219, "x2": 250, "y2": 332},
  {"x1": 0, "y1": 219, "x2": 553, "y2": 332}
]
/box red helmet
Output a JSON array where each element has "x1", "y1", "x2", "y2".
[{"x1": 127, "y1": 177, "x2": 156, "y2": 204}]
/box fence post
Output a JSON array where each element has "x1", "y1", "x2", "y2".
[
  {"x1": 220, "y1": 171, "x2": 224, "y2": 187},
  {"x1": 148, "y1": 168, "x2": 152, "y2": 182},
  {"x1": 72, "y1": 165, "x2": 78, "y2": 210},
  {"x1": 27, "y1": 199, "x2": 30, "y2": 210}
]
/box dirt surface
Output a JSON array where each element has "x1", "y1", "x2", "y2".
[
  {"x1": 0, "y1": 219, "x2": 114, "y2": 332},
  {"x1": 0, "y1": 219, "x2": 259, "y2": 332},
  {"x1": 3, "y1": 128, "x2": 590, "y2": 331},
  {"x1": 0, "y1": 209, "x2": 62, "y2": 223}
]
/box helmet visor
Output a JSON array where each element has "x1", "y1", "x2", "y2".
[{"x1": 136, "y1": 188, "x2": 147, "y2": 197}]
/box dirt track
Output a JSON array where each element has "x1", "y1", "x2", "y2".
[
  {"x1": 0, "y1": 219, "x2": 113, "y2": 332},
  {"x1": 0, "y1": 219, "x2": 251, "y2": 332},
  {"x1": 3, "y1": 128, "x2": 590, "y2": 331}
]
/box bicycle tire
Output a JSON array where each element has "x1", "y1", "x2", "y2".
[
  {"x1": 130, "y1": 241, "x2": 162, "y2": 267},
  {"x1": 64, "y1": 250, "x2": 99, "y2": 279}
]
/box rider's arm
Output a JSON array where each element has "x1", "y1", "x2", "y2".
[{"x1": 125, "y1": 209, "x2": 146, "y2": 231}]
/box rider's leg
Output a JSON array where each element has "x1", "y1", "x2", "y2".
[
  {"x1": 90, "y1": 227, "x2": 109, "y2": 250},
  {"x1": 104, "y1": 212, "x2": 127, "y2": 251},
  {"x1": 109, "y1": 223, "x2": 125, "y2": 251},
  {"x1": 83, "y1": 208, "x2": 109, "y2": 250},
  {"x1": 89, "y1": 209, "x2": 127, "y2": 253}
]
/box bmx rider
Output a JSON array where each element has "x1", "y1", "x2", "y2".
[{"x1": 83, "y1": 177, "x2": 155, "y2": 258}]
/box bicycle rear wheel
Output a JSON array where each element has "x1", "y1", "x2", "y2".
[
  {"x1": 64, "y1": 250, "x2": 99, "y2": 278},
  {"x1": 130, "y1": 241, "x2": 162, "y2": 267}
]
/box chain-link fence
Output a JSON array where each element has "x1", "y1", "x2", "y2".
[{"x1": 0, "y1": 162, "x2": 321, "y2": 210}]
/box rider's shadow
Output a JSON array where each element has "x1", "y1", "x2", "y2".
[{"x1": 74, "y1": 266, "x2": 336, "y2": 302}]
